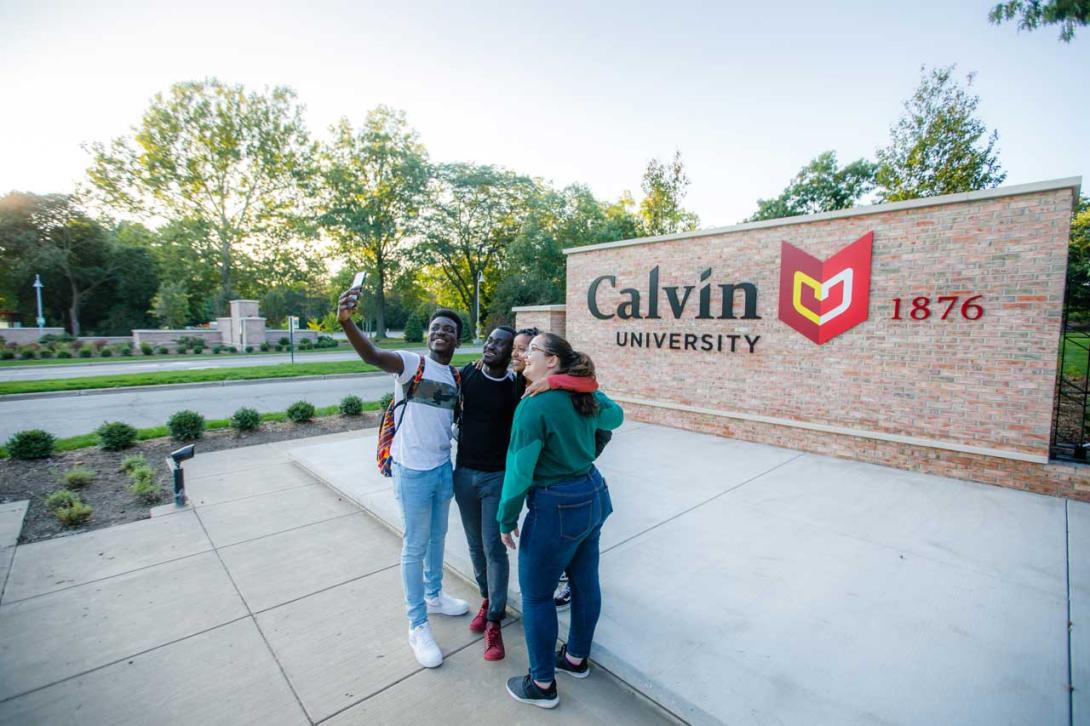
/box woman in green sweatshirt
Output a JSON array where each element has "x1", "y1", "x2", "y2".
[{"x1": 497, "y1": 332, "x2": 624, "y2": 710}]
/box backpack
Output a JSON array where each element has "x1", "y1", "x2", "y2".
[{"x1": 376, "y1": 356, "x2": 462, "y2": 477}]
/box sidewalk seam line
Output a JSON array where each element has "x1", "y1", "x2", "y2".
[
  {"x1": 600, "y1": 452, "x2": 805, "y2": 556},
  {"x1": 193, "y1": 506, "x2": 314, "y2": 725},
  {"x1": 0, "y1": 546, "x2": 214, "y2": 607},
  {"x1": 0, "y1": 614, "x2": 252, "y2": 705},
  {"x1": 252, "y1": 563, "x2": 400, "y2": 616},
  {"x1": 211, "y1": 510, "x2": 362, "y2": 550},
  {"x1": 1067, "y1": 499, "x2": 1074, "y2": 726}
]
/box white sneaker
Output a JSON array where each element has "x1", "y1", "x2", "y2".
[
  {"x1": 408, "y1": 623, "x2": 443, "y2": 668},
  {"x1": 425, "y1": 591, "x2": 469, "y2": 616}
]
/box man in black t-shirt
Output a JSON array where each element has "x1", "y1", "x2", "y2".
[{"x1": 454, "y1": 326, "x2": 519, "y2": 662}]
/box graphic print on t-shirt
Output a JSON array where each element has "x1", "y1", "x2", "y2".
[{"x1": 409, "y1": 377, "x2": 459, "y2": 410}]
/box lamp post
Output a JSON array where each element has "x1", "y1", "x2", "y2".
[
  {"x1": 33, "y1": 274, "x2": 45, "y2": 334},
  {"x1": 474, "y1": 270, "x2": 483, "y2": 344}
]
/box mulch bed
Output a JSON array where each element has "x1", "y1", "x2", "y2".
[{"x1": 0, "y1": 412, "x2": 381, "y2": 545}]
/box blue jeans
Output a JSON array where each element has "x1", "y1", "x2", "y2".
[
  {"x1": 453, "y1": 467, "x2": 508, "y2": 621},
  {"x1": 393, "y1": 461, "x2": 454, "y2": 628},
  {"x1": 518, "y1": 467, "x2": 613, "y2": 683}
]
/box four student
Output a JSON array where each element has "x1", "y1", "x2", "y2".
[{"x1": 339, "y1": 284, "x2": 622, "y2": 710}]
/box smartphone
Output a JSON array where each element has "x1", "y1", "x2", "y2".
[{"x1": 351, "y1": 271, "x2": 366, "y2": 289}]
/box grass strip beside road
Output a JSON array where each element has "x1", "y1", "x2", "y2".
[
  {"x1": 0, "y1": 354, "x2": 478, "y2": 396},
  {"x1": 0, "y1": 402, "x2": 384, "y2": 458}
]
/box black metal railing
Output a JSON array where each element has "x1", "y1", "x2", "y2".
[{"x1": 1051, "y1": 305, "x2": 1090, "y2": 461}]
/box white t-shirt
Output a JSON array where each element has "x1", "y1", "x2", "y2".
[{"x1": 390, "y1": 351, "x2": 459, "y2": 471}]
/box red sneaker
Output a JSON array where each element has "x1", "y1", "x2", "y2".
[
  {"x1": 484, "y1": 620, "x2": 505, "y2": 661},
  {"x1": 469, "y1": 599, "x2": 488, "y2": 633}
]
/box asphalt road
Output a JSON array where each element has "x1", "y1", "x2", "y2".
[{"x1": 0, "y1": 374, "x2": 395, "y2": 440}]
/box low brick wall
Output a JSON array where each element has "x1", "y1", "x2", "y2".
[
  {"x1": 264, "y1": 329, "x2": 318, "y2": 344},
  {"x1": 512, "y1": 305, "x2": 567, "y2": 337},
  {"x1": 132, "y1": 330, "x2": 223, "y2": 348},
  {"x1": 0, "y1": 328, "x2": 66, "y2": 345}
]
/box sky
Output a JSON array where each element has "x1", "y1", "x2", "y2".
[{"x1": 1, "y1": 0, "x2": 1087, "y2": 228}]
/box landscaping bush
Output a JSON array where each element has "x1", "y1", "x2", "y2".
[
  {"x1": 92, "y1": 339, "x2": 108, "y2": 351},
  {"x1": 120, "y1": 454, "x2": 147, "y2": 473},
  {"x1": 260, "y1": 342, "x2": 270, "y2": 351},
  {"x1": 56, "y1": 500, "x2": 94, "y2": 525},
  {"x1": 56, "y1": 350, "x2": 72, "y2": 359},
  {"x1": 99, "y1": 347, "x2": 113, "y2": 357},
  {"x1": 231, "y1": 407, "x2": 261, "y2": 432},
  {"x1": 279, "y1": 337, "x2": 290, "y2": 347},
  {"x1": 130, "y1": 466, "x2": 162, "y2": 503},
  {"x1": 339, "y1": 395, "x2": 364, "y2": 416},
  {"x1": 286, "y1": 400, "x2": 316, "y2": 423},
  {"x1": 226, "y1": 346, "x2": 238, "y2": 353},
  {"x1": 156, "y1": 346, "x2": 169, "y2": 355},
  {"x1": 403, "y1": 312, "x2": 424, "y2": 343},
  {"x1": 19, "y1": 346, "x2": 36, "y2": 359},
  {"x1": 45, "y1": 490, "x2": 77, "y2": 511},
  {"x1": 192, "y1": 343, "x2": 205, "y2": 354},
  {"x1": 140, "y1": 343, "x2": 154, "y2": 355},
  {"x1": 62, "y1": 467, "x2": 95, "y2": 489},
  {"x1": 298, "y1": 338, "x2": 313, "y2": 349},
  {"x1": 0, "y1": 350, "x2": 14, "y2": 360},
  {"x1": 6, "y1": 429, "x2": 55, "y2": 459},
  {"x1": 244, "y1": 345, "x2": 254, "y2": 353},
  {"x1": 39, "y1": 333, "x2": 75, "y2": 345},
  {"x1": 379, "y1": 392, "x2": 394, "y2": 409},
  {"x1": 167, "y1": 410, "x2": 205, "y2": 441},
  {"x1": 212, "y1": 344, "x2": 222, "y2": 354},
  {"x1": 78, "y1": 345, "x2": 93, "y2": 358},
  {"x1": 39, "y1": 349, "x2": 54, "y2": 359},
  {"x1": 120, "y1": 346, "x2": 133, "y2": 356},
  {"x1": 316, "y1": 335, "x2": 337, "y2": 349},
  {"x1": 97, "y1": 421, "x2": 138, "y2": 451}
]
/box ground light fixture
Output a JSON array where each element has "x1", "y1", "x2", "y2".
[{"x1": 166, "y1": 444, "x2": 195, "y2": 507}]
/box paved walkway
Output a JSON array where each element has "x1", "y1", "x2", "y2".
[
  {"x1": 293, "y1": 422, "x2": 1089, "y2": 726},
  {"x1": 0, "y1": 433, "x2": 673, "y2": 725}
]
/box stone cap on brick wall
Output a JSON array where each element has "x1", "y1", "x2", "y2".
[
  {"x1": 563, "y1": 176, "x2": 1083, "y2": 256},
  {"x1": 511, "y1": 304, "x2": 566, "y2": 312}
]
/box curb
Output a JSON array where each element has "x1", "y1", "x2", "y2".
[{"x1": 1, "y1": 372, "x2": 384, "y2": 401}]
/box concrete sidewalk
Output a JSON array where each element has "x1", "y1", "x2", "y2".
[
  {"x1": 293, "y1": 422, "x2": 1088, "y2": 726},
  {"x1": 0, "y1": 434, "x2": 673, "y2": 725}
]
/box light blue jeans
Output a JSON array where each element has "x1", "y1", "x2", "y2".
[{"x1": 393, "y1": 461, "x2": 454, "y2": 628}]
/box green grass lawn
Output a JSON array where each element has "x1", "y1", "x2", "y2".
[
  {"x1": 0, "y1": 353, "x2": 479, "y2": 396},
  {"x1": 0, "y1": 400, "x2": 386, "y2": 458},
  {"x1": 0, "y1": 338, "x2": 426, "y2": 367},
  {"x1": 1062, "y1": 331, "x2": 1090, "y2": 381}
]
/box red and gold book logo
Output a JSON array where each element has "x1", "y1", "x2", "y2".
[{"x1": 778, "y1": 232, "x2": 873, "y2": 344}]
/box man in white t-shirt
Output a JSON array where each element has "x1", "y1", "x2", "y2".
[{"x1": 338, "y1": 288, "x2": 468, "y2": 668}]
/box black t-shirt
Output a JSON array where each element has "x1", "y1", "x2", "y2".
[{"x1": 456, "y1": 364, "x2": 520, "y2": 472}]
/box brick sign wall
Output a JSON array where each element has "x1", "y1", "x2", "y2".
[{"x1": 564, "y1": 179, "x2": 1089, "y2": 499}]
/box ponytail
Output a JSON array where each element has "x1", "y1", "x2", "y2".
[{"x1": 537, "y1": 333, "x2": 598, "y2": 416}]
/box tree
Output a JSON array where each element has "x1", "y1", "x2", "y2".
[
  {"x1": 1065, "y1": 195, "x2": 1090, "y2": 320},
  {"x1": 639, "y1": 151, "x2": 700, "y2": 236},
  {"x1": 86, "y1": 79, "x2": 316, "y2": 310},
  {"x1": 415, "y1": 163, "x2": 534, "y2": 336},
  {"x1": 989, "y1": 0, "x2": 1089, "y2": 41},
  {"x1": 153, "y1": 280, "x2": 190, "y2": 328},
  {"x1": 746, "y1": 151, "x2": 877, "y2": 222},
  {"x1": 317, "y1": 107, "x2": 430, "y2": 337},
  {"x1": 875, "y1": 66, "x2": 1006, "y2": 203}
]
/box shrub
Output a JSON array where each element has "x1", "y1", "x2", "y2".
[
  {"x1": 299, "y1": 338, "x2": 313, "y2": 349},
  {"x1": 140, "y1": 343, "x2": 154, "y2": 355},
  {"x1": 78, "y1": 345, "x2": 93, "y2": 358},
  {"x1": 279, "y1": 336, "x2": 290, "y2": 347},
  {"x1": 92, "y1": 339, "x2": 108, "y2": 351},
  {"x1": 120, "y1": 453, "x2": 147, "y2": 473},
  {"x1": 167, "y1": 410, "x2": 205, "y2": 441},
  {"x1": 286, "y1": 400, "x2": 316, "y2": 423},
  {"x1": 403, "y1": 312, "x2": 424, "y2": 343},
  {"x1": 231, "y1": 407, "x2": 261, "y2": 431},
  {"x1": 45, "y1": 490, "x2": 77, "y2": 511},
  {"x1": 175, "y1": 345, "x2": 188, "y2": 354},
  {"x1": 0, "y1": 350, "x2": 13, "y2": 360},
  {"x1": 260, "y1": 342, "x2": 270, "y2": 351},
  {"x1": 156, "y1": 346, "x2": 169, "y2": 355},
  {"x1": 192, "y1": 343, "x2": 205, "y2": 354},
  {"x1": 97, "y1": 421, "x2": 138, "y2": 451},
  {"x1": 130, "y1": 466, "x2": 162, "y2": 503},
  {"x1": 56, "y1": 499, "x2": 94, "y2": 526},
  {"x1": 316, "y1": 335, "x2": 337, "y2": 348},
  {"x1": 244, "y1": 345, "x2": 254, "y2": 353},
  {"x1": 6, "y1": 429, "x2": 55, "y2": 459},
  {"x1": 40, "y1": 333, "x2": 75, "y2": 345},
  {"x1": 56, "y1": 350, "x2": 72, "y2": 359},
  {"x1": 39, "y1": 349, "x2": 54, "y2": 359},
  {"x1": 226, "y1": 346, "x2": 238, "y2": 353},
  {"x1": 120, "y1": 346, "x2": 133, "y2": 356},
  {"x1": 19, "y1": 347, "x2": 35, "y2": 359},
  {"x1": 339, "y1": 395, "x2": 364, "y2": 416},
  {"x1": 62, "y1": 467, "x2": 95, "y2": 489},
  {"x1": 99, "y1": 347, "x2": 113, "y2": 357},
  {"x1": 379, "y1": 392, "x2": 394, "y2": 409}
]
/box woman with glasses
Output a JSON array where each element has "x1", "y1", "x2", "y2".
[{"x1": 497, "y1": 332, "x2": 623, "y2": 709}]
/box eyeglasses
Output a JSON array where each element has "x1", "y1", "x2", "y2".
[{"x1": 528, "y1": 344, "x2": 552, "y2": 356}]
